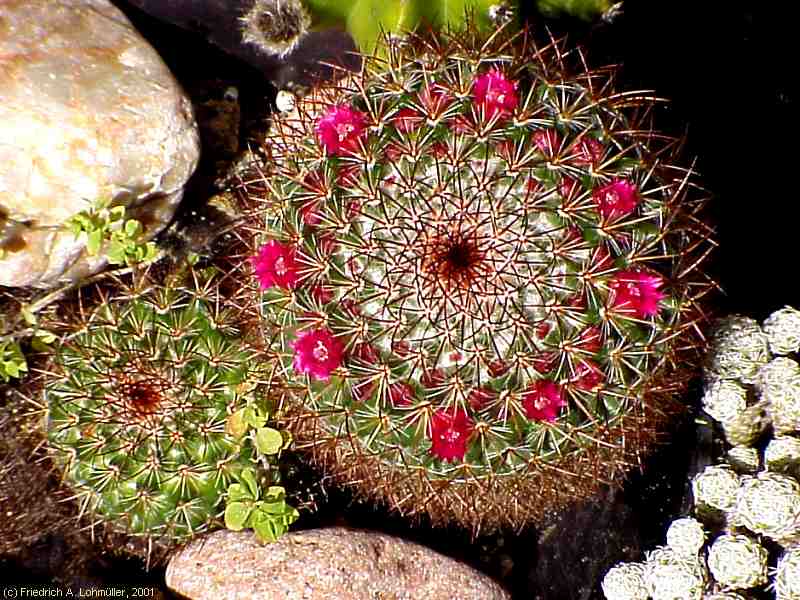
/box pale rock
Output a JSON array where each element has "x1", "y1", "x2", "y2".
[
  {"x1": 0, "y1": 0, "x2": 199, "y2": 288},
  {"x1": 166, "y1": 527, "x2": 511, "y2": 600}
]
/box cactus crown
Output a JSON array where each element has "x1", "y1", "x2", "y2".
[
  {"x1": 43, "y1": 269, "x2": 275, "y2": 550},
  {"x1": 242, "y1": 27, "x2": 714, "y2": 530}
]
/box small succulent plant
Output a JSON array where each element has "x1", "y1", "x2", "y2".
[
  {"x1": 240, "y1": 25, "x2": 714, "y2": 531},
  {"x1": 40, "y1": 268, "x2": 294, "y2": 554}
]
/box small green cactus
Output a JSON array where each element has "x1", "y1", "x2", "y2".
[
  {"x1": 42, "y1": 269, "x2": 291, "y2": 552},
  {"x1": 240, "y1": 26, "x2": 714, "y2": 531}
]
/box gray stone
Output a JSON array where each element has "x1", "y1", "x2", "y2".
[
  {"x1": 0, "y1": 0, "x2": 200, "y2": 288},
  {"x1": 166, "y1": 527, "x2": 511, "y2": 600}
]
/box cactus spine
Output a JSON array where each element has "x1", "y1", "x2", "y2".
[{"x1": 240, "y1": 26, "x2": 714, "y2": 532}]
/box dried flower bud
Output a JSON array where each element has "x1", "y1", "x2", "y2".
[
  {"x1": 733, "y1": 472, "x2": 800, "y2": 544},
  {"x1": 705, "y1": 316, "x2": 770, "y2": 385},
  {"x1": 601, "y1": 562, "x2": 648, "y2": 600},
  {"x1": 763, "y1": 306, "x2": 800, "y2": 356},
  {"x1": 644, "y1": 547, "x2": 707, "y2": 600},
  {"x1": 707, "y1": 534, "x2": 768, "y2": 590},
  {"x1": 666, "y1": 517, "x2": 706, "y2": 557}
]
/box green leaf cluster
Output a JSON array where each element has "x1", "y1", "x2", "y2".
[
  {"x1": 224, "y1": 467, "x2": 299, "y2": 544},
  {"x1": 224, "y1": 404, "x2": 297, "y2": 542},
  {"x1": 0, "y1": 339, "x2": 27, "y2": 382},
  {"x1": 67, "y1": 199, "x2": 158, "y2": 266}
]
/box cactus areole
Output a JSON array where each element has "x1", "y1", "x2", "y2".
[{"x1": 247, "y1": 29, "x2": 714, "y2": 531}]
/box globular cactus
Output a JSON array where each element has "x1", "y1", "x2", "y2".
[
  {"x1": 41, "y1": 269, "x2": 286, "y2": 554},
  {"x1": 240, "y1": 26, "x2": 714, "y2": 532}
]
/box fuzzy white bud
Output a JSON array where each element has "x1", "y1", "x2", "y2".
[
  {"x1": 759, "y1": 357, "x2": 800, "y2": 435},
  {"x1": 774, "y1": 546, "x2": 800, "y2": 600},
  {"x1": 644, "y1": 547, "x2": 707, "y2": 600},
  {"x1": 702, "y1": 379, "x2": 748, "y2": 424},
  {"x1": 733, "y1": 472, "x2": 800, "y2": 543},
  {"x1": 705, "y1": 316, "x2": 770, "y2": 385},
  {"x1": 275, "y1": 90, "x2": 297, "y2": 113},
  {"x1": 706, "y1": 533, "x2": 768, "y2": 590},
  {"x1": 666, "y1": 517, "x2": 706, "y2": 557},
  {"x1": 601, "y1": 562, "x2": 649, "y2": 600},
  {"x1": 692, "y1": 465, "x2": 741, "y2": 517},
  {"x1": 764, "y1": 306, "x2": 800, "y2": 355}
]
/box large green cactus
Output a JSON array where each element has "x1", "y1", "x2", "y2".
[{"x1": 240, "y1": 26, "x2": 715, "y2": 531}]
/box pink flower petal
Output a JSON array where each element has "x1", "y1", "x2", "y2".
[
  {"x1": 291, "y1": 327, "x2": 345, "y2": 381},
  {"x1": 315, "y1": 105, "x2": 368, "y2": 156},
  {"x1": 428, "y1": 408, "x2": 474, "y2": 462},
  {"x1": 472, "y1": 69, "x2": 518, "y2": 122},
  {"x1": 593, "y1": 179, "x2": 640, "y2": 220},
  {"x1": 251, "y1": 240, "x2": 300, "y2": 290},
  {"x1": 522, "y1": 380, "x2": 566, "y2": 422}
]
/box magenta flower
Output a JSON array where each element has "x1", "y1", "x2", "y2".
[
  {"x1": 290, "y1": 327, "x2": 345, "y2": 381},
  {"x1": 592, "y1": 179, "x2": 640, "y2": 220},
  {"x1": 522, "y1": 380, "x2": 566, "y2": 422},
  {"x1": 472, "y1": 69, "x2": 518, "y2": 121},
  {"x1": 315, "y1": 105, "x2": 367, "y2": 156},
  {"x1": 609, "y1": 270, "x2": 666, "y2": 318},
  {"x1": 251, "y1": 240, "x2": 300, "y2": 290},
  {"x1": 428, "y1": 408, "x2": 474, "y2": 462}
]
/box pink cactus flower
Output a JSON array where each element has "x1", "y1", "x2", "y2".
[
  {"x1": 315, "y1": 105, "x2": 367, "y2": 156},
  {"x1": 593, "y1": 179, "x2": 640, "y2": 220},
  {"x1": 533, "y1": 129, "x2": 561, "y2": 156},
  {"x1": 251, "y1": 240, "x2": 300, "y2": 290},
  {"x1": 472, "y1": 69, "x2": 518, "y2": 121},
  {"x1": 428, "y1": 408, "x2": 474, "y2": 462},
  {"x1": 522, "y1": 380, "x2": 566, "y2": 422},
  {"x1": 609, "y1": 270, "x2": 666, "y2": 318},
  {"x1": 291, "y1": 327, "x2": 345, "y2": 381}
]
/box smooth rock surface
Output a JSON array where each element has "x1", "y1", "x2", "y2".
[
  {"x1": 166, "y1": 527, "x2": 511, "y2": 600},
  {"x1": 0, "y1": 0, "x2": 200, "y2": 288}
]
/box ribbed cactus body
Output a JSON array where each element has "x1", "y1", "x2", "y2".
[
  {"x1": 45, "y1": 280, "x2": 264, "y2": 544},
  {"x1": 244, "y1": 28, "x2": 713, "y2": 530}
]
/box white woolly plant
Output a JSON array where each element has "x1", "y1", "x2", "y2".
[
  {"x1": 601, "y1": 306, "x2": 800, "y2": 600},
  {"x1": 706, "y1": 533, "x2": 769, "y2": 591}
]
